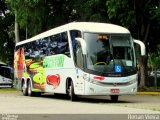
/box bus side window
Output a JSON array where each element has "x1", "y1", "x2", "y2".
[
  {"x1": 45, "y1": 37, "x2": 52, "y2": 56},
  {"x1": 61, "y1": 32, "x2": 70, "y2": 57},
  {"x1": 70, "y1": 30, "x2": 81, "y2": 50},
  {"x1": 55, "y1": 32, "x2": 70, "y2": 57}
]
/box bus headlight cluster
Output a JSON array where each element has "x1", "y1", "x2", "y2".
[
  {"x1": 83, "y1": 75, "x2": 98, "y2": 84},
  {"x1": 128, "y1": 79, "x2": 137, "y2": 85}
]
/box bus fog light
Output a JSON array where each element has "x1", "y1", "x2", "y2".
[{"x1": 129, "y1": 80, "x2": 136, "y2": 84}]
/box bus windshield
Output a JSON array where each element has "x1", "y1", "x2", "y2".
[{"x1": 84, "y1": 33, "x2": 136, "y2": 74}]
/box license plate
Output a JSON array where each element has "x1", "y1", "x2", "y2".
[{"x1": 111, "y1": 89, "x2": 120, "y2": 93}]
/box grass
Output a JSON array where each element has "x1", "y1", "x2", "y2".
[
  {"x1": 138, "y1": 86, "x2": 160, "y2": 92},
  {"x1": 0, "y1": 87, "x2": 18, "y2": 92}
]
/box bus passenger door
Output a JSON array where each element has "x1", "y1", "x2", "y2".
[
  {"x1": 75, "y1": 68, "x2": 86, "y2": 95},
  {"x1": 74, "y1": 41, "x2": 85, "y2": 95}
]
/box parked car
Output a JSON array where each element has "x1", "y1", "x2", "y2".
[
  {"x1": 0, "y1": 64, "x2": 13, "y2": 88},
  {"x1": 150, "y1": 71, "x2": 160, "y2": 77}
]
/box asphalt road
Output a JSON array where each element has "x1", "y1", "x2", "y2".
[
  {"x1": 0, "y1": 91, "x2": 160, "y2": 120},
  {"x1": 0, "y1": 91, "x2": 159, "y2": 115}
]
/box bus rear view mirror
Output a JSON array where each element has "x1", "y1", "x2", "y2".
[
  {"x1": 133, "y1": 39, "x2": 146, "y2": 56},
  {"x1": 75, "y1": 38, "x2": 87, "y2": 55}
]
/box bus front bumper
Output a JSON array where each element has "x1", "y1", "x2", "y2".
[{"x1": 84, "y1": 81, "x2": 137, "y2": 95}]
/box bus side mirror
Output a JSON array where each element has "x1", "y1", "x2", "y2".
[
  {"x1": 134, "y1": 39, "x2": 146, "y2": 56},
  {"x1": 75, "y1": 38, "x2": 87, "y2": 55}
]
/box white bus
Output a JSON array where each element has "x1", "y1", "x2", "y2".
[
  {"x1": 0, "y1": 63, "x2": 13, "y2": 88},
  {"x1": 14, "y1": 22, "x2": 145, "y2": 102}
]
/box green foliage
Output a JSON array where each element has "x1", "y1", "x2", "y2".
[
  {"x1": 148, "y1": 53, "x2": 158, "y2": 68},
  {"x1": 72, "y1": 0, "x2": 109, "y2": 22},
  {"x1": 6, "y1": 0, "x2": 80, "y2": 38},
  {"x1": 106, "y1": 0, "x2": 135, "y2": 27},
  {"x1": 148, "y1": 51, "x2": 160, "y2": 68},
  {"x1": 6, "y1": 0, "x2": 44, "y2": 37},
  {"x1": 0, "y1": 0, "x2": 159, "y2": 66},
  {"x1": 106, "y1": 0, "x2": 160, "y2": 42},
  {"x1": 0, "y1": 1, "x2": 15, "y2": 64}
]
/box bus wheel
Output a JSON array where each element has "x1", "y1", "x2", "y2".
[
  {"x1": 68, "y1": 81, "x2": 77, "y2": 101},
  {"x1": 27, "y1": 80, "x2": 34, "y2": 96},
  {"x1": 22, "y1": 81, "x2": 27, "y2": 96},
  {"x1": 110, "y1": 95, "x2": 119, "y2": 102}
]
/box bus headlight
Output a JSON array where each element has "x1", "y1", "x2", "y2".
[{"x1": 128, "y1": 79, "x2": 137, "y2": 85}]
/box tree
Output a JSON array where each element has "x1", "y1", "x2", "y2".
[
  {"x1": 72, "y1": 0, "x2": 109, "y2": 22},
  {"x1": 7, "y1": 0, "x2": 42, "y2": 42},
  {"x1": 6, "y1": 0, "x2": 80, "y2": 40},
  {"x1": 0, "y1": 0, "x2": 14, "y2": 64},
  {"x1": 106, "y1": 0, "x2": 160, "y2": 88},
  {"x1": 3, "y1": 0, "x2": 160, "y2": 71},
  {"x1": 0, "y1": 0, "x2": 7, "y2": 16}
]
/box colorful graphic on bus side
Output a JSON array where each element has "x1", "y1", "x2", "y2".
[{"x1": 14, "y1": 48, "x2": 65, "y2": 92}]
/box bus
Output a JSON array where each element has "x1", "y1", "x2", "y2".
[
  {"x1": 14, "y1": 22, "x2": 145, "y2": 102},
  {"x1": 0, "y1": 63, "x2": 13, "y2": 88}
]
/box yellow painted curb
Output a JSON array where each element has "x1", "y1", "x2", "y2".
[{"x1": 137, "y1": 92, "x2": 160, "y2": 95}]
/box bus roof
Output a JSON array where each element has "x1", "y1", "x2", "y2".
[
  {"x1": 16, "y1": 22, "x2": 130, "y2": 46},
  {"x1": 0, "y1": 62, "x2": 7, "y2": 65}
]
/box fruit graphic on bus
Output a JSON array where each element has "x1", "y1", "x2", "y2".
[
  {"x1": 18, "y1": 48, "x2": 26, "y2": 79},
  {"x1": 33, "y1": 73, "x2": 45, "y2": 90},
  {"x1": 25, "y1": 59, "x2": 32, "y2": 67},
  {"x1": 29, "y1": 62, "x2": 40, "y2": 73},
  {"x1": 46, "y1": 74, "x2": 60, "y2": 89},
  {"x1": 34, "y1": 83, "x2": 45, "y2": 89},
  {"x1": 14, "y1": 49, "x2": 20, "y2": 79}
]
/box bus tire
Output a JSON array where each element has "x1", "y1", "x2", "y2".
[
  {"x1": 110, "y1": 95, "x2": 119, "y2": 102},
  {"x1": 22, "y1": 81, "x2": 28, "y2": 96},
  {"x1": 27, "y1": 80, "x2": 34, "y2": 96},
  {"x1": 69, "y1": 81, "x2": 77, "y2": 101}
]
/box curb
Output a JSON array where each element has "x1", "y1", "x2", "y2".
[{"x1": 136, "y1": 92, "x2": 160, "y2": 95}]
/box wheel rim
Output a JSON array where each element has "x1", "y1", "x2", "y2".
[
  {"x1": 28, "y1": 82, "x2": 31, "y2": 96},
  {"x1": 68, "y1": 85, "x2": 72, "y2": 97},
  {"x1": 67, "y1": 81, "x2": 76, "y2": 101},
  {"x1": 22, "y1": 82, "x2": 25, "y2": 93}
]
